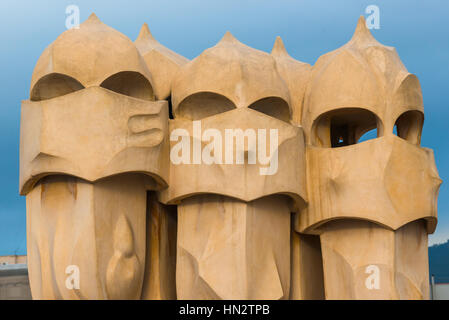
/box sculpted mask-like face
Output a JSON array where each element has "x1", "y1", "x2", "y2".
[
  {"x1": 298, "y1": 17, "x2": 441, "y2": 234},
  {"x1": 162, "y1": 32, "x2": 306, "y2": 206},
  {"x1": 20, "y1": 14, "x2": 168, "y2": 299}
]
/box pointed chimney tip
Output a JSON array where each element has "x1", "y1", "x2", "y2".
[
  {"x1": 221, "y1": 31, "x2": 238, "y2": 43},
  {"x1": 87, "y1": 13, "x2": 100, "y2": 22},
  {"x1": 271, "y1": 36, "x2": 288, "y2": 56},
  {"x1": 137, "y1": 22, "x2": 155, "y2": 41},
  {"x1": 350, "y1": 15, "x2": 377, "y2": 44}
]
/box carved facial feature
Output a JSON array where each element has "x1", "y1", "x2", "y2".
[
  {"x1": 20, "y1": 86, "x2": 168, "y2": 194},
  {"x1": 312, "y1": 108, "x2": 383, "y2": 148}
]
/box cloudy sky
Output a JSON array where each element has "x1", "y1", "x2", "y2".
[{"x1": 1, "y1": 0, "x2": 448, "y2": 254}]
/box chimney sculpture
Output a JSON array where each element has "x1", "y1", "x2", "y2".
[
  {"x1": 297, "y1": 17, "x2": 441, "y2": 299},
  {"x1": 20, "y1": 14, "x2": 169, "y2": 299}
]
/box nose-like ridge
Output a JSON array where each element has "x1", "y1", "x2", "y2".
[{"x1": 128, "y1": 114, "x2": 165, "y2": 147}]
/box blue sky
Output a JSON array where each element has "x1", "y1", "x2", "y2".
[{"x1": 1, "y1": 0, "x2": 448, "y2": 254}]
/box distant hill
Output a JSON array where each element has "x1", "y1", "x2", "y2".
[{"x1": 429, "y1": 239, "x2": 449, "y2": 284}]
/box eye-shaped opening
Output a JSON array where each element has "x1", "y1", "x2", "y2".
[
  {"x1": 393, "y1": 110, "x2": 423, "y2": 145},
  {"x1": 312, "y1": 108, "x2": 383, "y2": 148},
  {"x1": 30, "y1": 73, "x2": 84, "y2": 101},
  {"x1": 176, "y1": 92, "x2": 236, "y2": 120},
  {"x1": 100, "y1": 71, "x2": 154, "y2": 101},
  {"x1": 248, "y1": 97, "x2": 291, "y2": 123}
]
